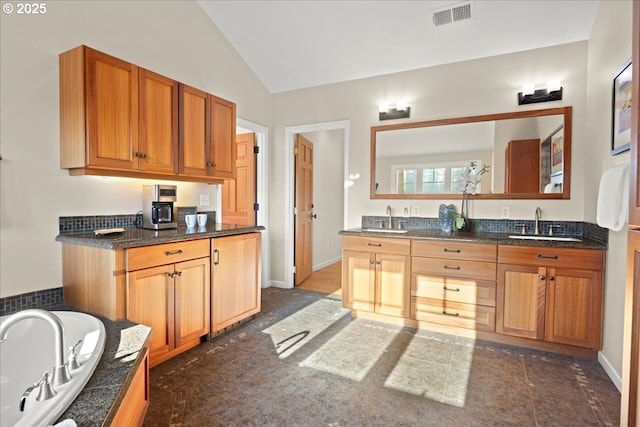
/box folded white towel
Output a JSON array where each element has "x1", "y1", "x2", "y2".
[{"x1": 596, "y1": 164, "x2": 629, "y2": 231}]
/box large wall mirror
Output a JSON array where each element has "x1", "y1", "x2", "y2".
[{"x1": 371, "y1": 106, "x2": 572, "y2": 200}]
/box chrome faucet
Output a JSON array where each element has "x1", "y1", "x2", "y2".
[
  {"x1": 386, "y1": 205, "x2": 392, "y2": 229},
  {"x1": 534, "y1": 207, "x2": 542, "y2": 235},
  {"x1": 0, "y1": 309, "x2": 71, "y2": 385}
]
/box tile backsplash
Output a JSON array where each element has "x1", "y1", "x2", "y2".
[
  {"x1": 59, "y1": 210, "x2": 216, "y2": 234},
  {"x1": 361, "y1": 215, "x2": 608, "y2": 244},
  {"x1": 0, "y1": 287, "x2": 64, "y2": 316}
]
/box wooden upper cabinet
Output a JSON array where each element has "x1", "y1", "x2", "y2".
[
  {"x1": 179, "y1": 84, "x2": 209, "y2": 177},
  {"x1": 209, "y1": 95, "x2": 236, "y2": 179},
  {"x1": 61, "y1": 46, "x2": 139, "y2": 170},
  {"x1": 60, "y1": 45, "x2": 235, "y2": 183},
  {"x1": 138, "y1": 69, "x2": 178, "y2": 174}
]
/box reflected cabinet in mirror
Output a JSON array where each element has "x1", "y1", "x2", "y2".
[{"x1": 371, "y1": 106, "x2": 572, "y2": 200}]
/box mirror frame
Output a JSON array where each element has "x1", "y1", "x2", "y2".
[{"x1": 370, "y1": 106, "x2": 572, "y2": 200}]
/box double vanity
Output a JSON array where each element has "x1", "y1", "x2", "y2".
[{"x1": 340, "y1": 225, "x2": 606, "y2": 358}]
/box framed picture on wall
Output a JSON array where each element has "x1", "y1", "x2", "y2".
[
  {"x1": 550, "y1": 127, "x2": 563, "y2": 176},
  {"x1": 611, "y1": 59, "x2": 632, "y2": 155}
]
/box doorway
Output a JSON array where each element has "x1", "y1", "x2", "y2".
[{"x1": 284, "y1": 120, "x2": 350, "y2": 289}]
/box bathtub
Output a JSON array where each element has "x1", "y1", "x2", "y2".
[{"x1": 0, "y1": 310, "x2": 106, "y2": 427}]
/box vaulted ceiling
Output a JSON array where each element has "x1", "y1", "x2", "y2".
[{"x1": 197, "y1": 1, "x2": 600, "y2": 94}]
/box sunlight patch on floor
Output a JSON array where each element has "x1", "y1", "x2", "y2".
[{"x1": 262, "y1": 297, "x2": 349, "y2": 359}]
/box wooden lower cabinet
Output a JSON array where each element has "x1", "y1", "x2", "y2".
[
  {"x1": 497, "y1": 246, "x2": 604, "y2": 350},
  {"x1": 342, "y1": 236, "x2": 410, "y2": 318},
  {"x1": 110, "y1": 348, "x2": 149, "y2": 427},
  {"x1": 211, "y1": 233, "x2": 261, "y2": 332},
  {"x1": 127, "y1": 251, "x2": 210, "y2": 366},
  {"x1": 411, "y1": 241, "x2": 497, "y2": 331}
]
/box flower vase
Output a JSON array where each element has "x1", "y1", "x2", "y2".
[{"x1": 457, "y1": 194, "x2": 471, "y2": 231}]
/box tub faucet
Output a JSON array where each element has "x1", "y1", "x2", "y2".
[
  {"x1": 386, "y1": 205, "x2": 392, "y2": 229},
  {"x1": 534, "y1": 207, "x2": 542, "y2": 235},
  {"x1": 0, "y1": 309, "x2": 71, "y2": 385}
]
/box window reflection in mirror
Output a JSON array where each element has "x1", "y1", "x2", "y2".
[{"x1": 371, "y1": 106, "x2": 572, "y2": 200}]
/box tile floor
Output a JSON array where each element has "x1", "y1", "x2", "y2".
[{"x1": 143, "y1": 287, "x2": 621, "y2": 426}]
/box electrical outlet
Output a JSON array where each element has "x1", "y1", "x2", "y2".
[
  {"x1": 200, "y1": 194, "x2": 210, "y2": 206},
  {"x1": 411, "y1": 206, "x2": 420, "y2": 216},
  {"x1": 501, "y1": 206, "x2": 510, "y2": 219},
  {"x1": 403, "y1": 206, "x2": 410, "y2": 217}
]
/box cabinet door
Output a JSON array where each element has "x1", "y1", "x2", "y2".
[
  {"x1": 127, "y1": 264, "x2": 174, "y2": 360},
  {"x1": 342, "y1": 250, "x2": 375, "y2": 312},
  {"x1": 110, "y1": 349, "x2": 149, "y2": 427},
  {"x1": 376, "y1": 253, "x2": 410, "y2": 317},
  {"x1": 211, "y1": 233, "x2": 262, "y2": 331},
  {"x1": 138, "y1": 69, "x2": 178, "y2": 174},
  {"x1": 497, "y1": 264, "x2": 546, "y2": 340},
  {"x1": 179, "y1": 84, "x2": 209, "y2": 177},
  {"x1": 174, "y1": 258, "x2": 210, "y2": 346},
  {"x1": 209, "y1": 95, "x2": 236, "y2": 179},
  {"x1": 85, "y1": 48, "x2": 139, "y2": 169},
  {"x1": 545, "y1": 268, "x2": 603, "y2": 349}
]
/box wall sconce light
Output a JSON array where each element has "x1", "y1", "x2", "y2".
[
  {"x1": 517, "y1": 80, "x2": 563, "y2": 105},
  {"x1": 379, "y1": 102, "x2": 411, "y2": 120}
]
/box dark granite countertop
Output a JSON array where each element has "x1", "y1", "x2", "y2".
[
  {"x1": 339, "y1": 228, "x2": 607, "y2": 250},
  {"x1": 51, "y1": 307, "x2": 151, "y2": 426},
  {"x1": 56, "y1": 223, "x2": 265, "y2": 249}
]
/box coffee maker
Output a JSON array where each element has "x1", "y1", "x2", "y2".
[{"x1": 142, "y1": 185, "x2": 178, "y2": 230}]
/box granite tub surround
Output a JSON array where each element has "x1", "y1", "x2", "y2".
[
  {"x1": 29, "y1": 307, "x2": 152, "y2": 426},
  {"x1": 143, "y1": 287, "x2": 620, "y2": 426}
]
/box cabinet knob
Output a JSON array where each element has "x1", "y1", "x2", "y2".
[
  {"x1": 207, "y1": 162, "x2": 214, "y2": 167},
  {"x1": 369, "y1": 259, "x2": 374, "y2": 264},
  {"x1": 539, "y1": 275, "x2": 546, "y2": 281},
  {"x1": 376, "y1": 261, "x2": 381, "y2": 265},
  {"x1": 548, "y1": 276, "x2": 555, "y2": 281},
  {"x1": 140, "y1": 153, "x2": 147, "y2": 159},
  {"x1": 134, "y1": 152, "x2": 140, "y2": 158}
]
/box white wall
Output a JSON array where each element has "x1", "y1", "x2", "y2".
[
  {"x1": 585, "y1": 0, "x2": 633, "y2": 387},
  {"x1": 0, "y1": 1, "x2": 271, "y2": 297},
  {"x1": 302, "y1": 130, "x2": 344, "y2": 269},
  {"x1": 270, "y1": 41, "x2": 589, "y2": 281}
]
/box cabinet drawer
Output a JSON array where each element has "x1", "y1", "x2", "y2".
[
  {"x1": 411, "y1": 241, "x2": 497, "y2": 262},
  {"x1": 412, "y1": 256, "x2": 496, "y2": 281},
  {"x1": 342, "y1": 236, "x2": 410, "y2": 255},
  {"x1": 127, "y1": 239, "x2": 210, "y2": 271},
  {"x1": 497, "y1": 246, "x2": 604, "y2": 271},
  {"x1": 412, "y1": 297, "x2": 495, "y2": 332},
  {"x1": 411, "y1": 274, "x2": 496, "y2": 307}
]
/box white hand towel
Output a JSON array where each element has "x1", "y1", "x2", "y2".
[{"x1": 596, "y1": 164, "x2": 629, "y2": 231}]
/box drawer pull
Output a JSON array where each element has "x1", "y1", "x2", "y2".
[
  {"x1": 443, "y1": 286, "x2": 461, "y2": 292},
  {"x1": 442, "y1": 310, "x2": 460, "y2": 317},
  {"x1": 537, "y1": 254, "x2": 559, "y2": 260},
  {"x1": 367, "y1": 243, "x2": 382, "y2": 247},
  {"x1": 443, "y1": 248, "x2": 461, "y2": 253},
  {"x1": 165, "y1": 250, "x2": 184, "y2": 256},
  {"x1": 444, "y1": 265, "x2": 461, "y2": 270},
  {"x1": 213, "y1": 249, "x2": 220, "y2": 266}
]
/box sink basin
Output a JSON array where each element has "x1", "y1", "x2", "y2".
[
  {"x1": 362, "y1": 228, "x2": 409, "y2": 234},
  {"x1": 508, "y1": 235, "x2": 582, "y2": 242}
]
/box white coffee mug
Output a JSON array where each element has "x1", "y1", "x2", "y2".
[
  {"x1": 197, "y1": 214, "x2": 208, "y2": 227},
  {"x1": 185, "y1": 214, "x2": 196, "y2": 228}
]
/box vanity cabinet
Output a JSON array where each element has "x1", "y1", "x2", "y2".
[
  {"x1": 126, "y1": 240, "x2": 210, "y2": 366},
  {"x1": 497, "y1": 246, "x2": 604, "y2": 349},
  {"x1": 211, "y1": 233, "x2": 262, "y2": 332},
  {"x1": 342, "y1": 236, "x2": 410, "y2": 318},
  {"x1": 59, "y1": 45, "x2": 234, "y2": 183},
  {"x1": 178, "y1": 85, "x2": 237, "y2": 180},
  {"x1": 411, "y1": 241, "x2": 497, "y2": 331}
]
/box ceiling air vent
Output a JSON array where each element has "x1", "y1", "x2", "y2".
[{"x1": 432, "y1": 2, "x2": 473, "y2": 27}]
